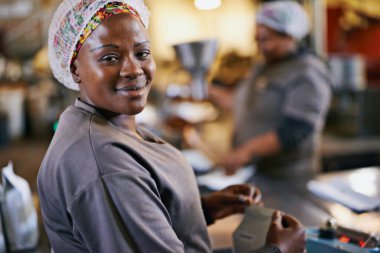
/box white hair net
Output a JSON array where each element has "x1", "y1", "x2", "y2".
[
  {"x1": 256, "y1": 0, "x2": 310, "y2": 40},
  {"x1": 48, "y1": 0, "x2": 150, "y2": 90}
]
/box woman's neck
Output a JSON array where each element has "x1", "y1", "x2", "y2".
[
  {"x1": 77, "y1": 98, "x2": 143, "y2": 139},
  {"x1": 265, "y1": 46, "x2": 302, "y2": 65},
  {"x1": 108, "y1": 114, "x2": 136, "y2": 132},
  {"x1": 107, "y1": 114, "x2": 143, "y2": 137},
  {"x1": 108, "y1": 114, "x2": 145, "y2": 140}
]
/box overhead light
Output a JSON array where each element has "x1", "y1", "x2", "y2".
[{"x1": 194, "y1": 0, "x2": 221, "y2": 10}]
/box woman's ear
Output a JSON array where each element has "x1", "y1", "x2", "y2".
[{"x1": 70, "y1": 62, "x2": 81, "y2": 83}]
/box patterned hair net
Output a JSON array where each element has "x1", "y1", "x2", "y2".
[
  {"x1": 256, "y1": 0, "x2": 310, "y2": 40},
  {"x1": 48, "y1": 0, "x2": 150, "y2": 90}
]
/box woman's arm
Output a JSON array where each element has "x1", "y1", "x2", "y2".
[{"x1": 223, "y1": 116, "x2": 313, "y2": 175}]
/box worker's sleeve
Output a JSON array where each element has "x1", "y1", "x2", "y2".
[
  {"x1": 283, "y1": 72, "x2": 331, "y2": 130},
  {"x1": 276, "y1": 115, "x2": 314, "y2": 150}
]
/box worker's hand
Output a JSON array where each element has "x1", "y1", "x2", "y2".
[
  {"x1": 183, "y1": 126, "x2": 219, "y2": 163},
  {"x1": 201, "y1": 184, "x2": 261, "y2": 223},
  {"x1": 208, "y1": 85, "x2": 234, "y2": 111},
  {"x1": 266, "y1": 211, "x2": 306, "y2": 253},
  {"x1": 222, "y1": 146, "x2": 252, "y2": 175}
]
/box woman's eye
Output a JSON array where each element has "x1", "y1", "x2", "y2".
[
  {"x1": 136, "y1": 50, "x2": 151, "y2": 59},
  {"x1": 100, "y1": 55, "x2": 119, "y2": 62}
]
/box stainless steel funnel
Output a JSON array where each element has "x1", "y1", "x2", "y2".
[{"x1": 173, "y1": 39, "x2": 218, "y2": 100}]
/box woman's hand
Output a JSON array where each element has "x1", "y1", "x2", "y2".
[
  {"x1": 222, "y1": 147, "x2": 252, "y2": 175},
  {"x1": 208, "y1": 85, "x2": 234, "y2": 111},
  {"x1": 266, "y1": 211, "x2": 306, "y2": 253},
  {"x1": 221, "y1": 131, "x2": 281, "y2": 175},
  {"x1": 201, "y1": 184, "x2": 261, "y2": 224}
]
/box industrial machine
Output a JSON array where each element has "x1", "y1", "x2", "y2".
[{"x1": 306, "y1": 219, "x2": 380, "y2": 253}]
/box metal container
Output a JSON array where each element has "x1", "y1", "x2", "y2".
[
  {"x1": 329, "y1": 54, "x2": 366, "y2": 91},
  {"x1": 173, "y1": 39, "x2": 218, "y2": 100}
]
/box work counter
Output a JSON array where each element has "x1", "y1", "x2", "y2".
[{"x1": 207, "y1": 167, "x2": 380, "y2": 250}]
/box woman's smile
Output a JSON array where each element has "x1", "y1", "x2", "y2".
[{"x1": 115, "y1": 82, "x2": 148, "y2": 98}]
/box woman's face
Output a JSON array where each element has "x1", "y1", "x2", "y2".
[
  {"x1": 255, "y1": 24, "x2": 296, "y2": 63},
  {"x1": 71, "y1": 13, "x2": 156, "y2": 115}
]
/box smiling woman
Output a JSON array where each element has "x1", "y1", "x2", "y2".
[
  {"x1": 71, "y1": 13, "x2": 156, "y2": 116},
  {"x1": 37, "y1": 1, "x2": 304, "y2": 253}
]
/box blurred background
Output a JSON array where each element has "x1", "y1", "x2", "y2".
[
  {"x1": 1, "y1": 0, "x2": 380, "y2": 179},
  {"x1": 0, "y1": 0, "x2": 380, "y2": 251}
]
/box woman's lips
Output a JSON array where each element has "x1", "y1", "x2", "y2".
[{"x1": 115, "y1": 83, "x2": 148, "y2": 97}]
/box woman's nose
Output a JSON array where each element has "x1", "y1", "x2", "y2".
[{"x1": 120, "y1": 56, "x2": 143, "y2": 79}]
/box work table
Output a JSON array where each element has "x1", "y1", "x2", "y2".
[{"x1": 207, "y1": 167, "x2": 380, "y2": 250}]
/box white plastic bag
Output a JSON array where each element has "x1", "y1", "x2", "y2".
[{"x1": 0, "y1": 161, "x2": 39, "y2": 251}]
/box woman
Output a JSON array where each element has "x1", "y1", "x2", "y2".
[
  {"x1": 211, "y1": 1, "x2": 332, "y2": 178},
  {"x1": 38, "y1": 0, "x2": 305, "y2": 252}
]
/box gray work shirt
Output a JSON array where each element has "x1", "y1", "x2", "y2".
[
  {"x1": 234, "y1": 53, "x2": 332, "y2": 178},
  {"x1": 37, "y1": 99, "x2": 212, "y2": 253}
]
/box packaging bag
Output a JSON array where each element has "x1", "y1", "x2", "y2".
[
  {"x1": 233, "y1": 205, "x2": 275, "y2": 253},
  {"x1": 0, "y1": 161, "x2": 39, "y2": 252}
]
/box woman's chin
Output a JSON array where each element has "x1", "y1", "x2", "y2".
[{"x1": 122, "y1": 103, "x2": 146, "y2": 116}]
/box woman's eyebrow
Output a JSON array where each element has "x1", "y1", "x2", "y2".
[
  {"x1": 90, "y1": 44, "x2": 119, "y2": 52},
  {"x1": 134, "y1": 41, "x2": 150, "y2": 47},
  {"x1": 90, "y1": 41, "x2": 150, "y2": 52}
]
